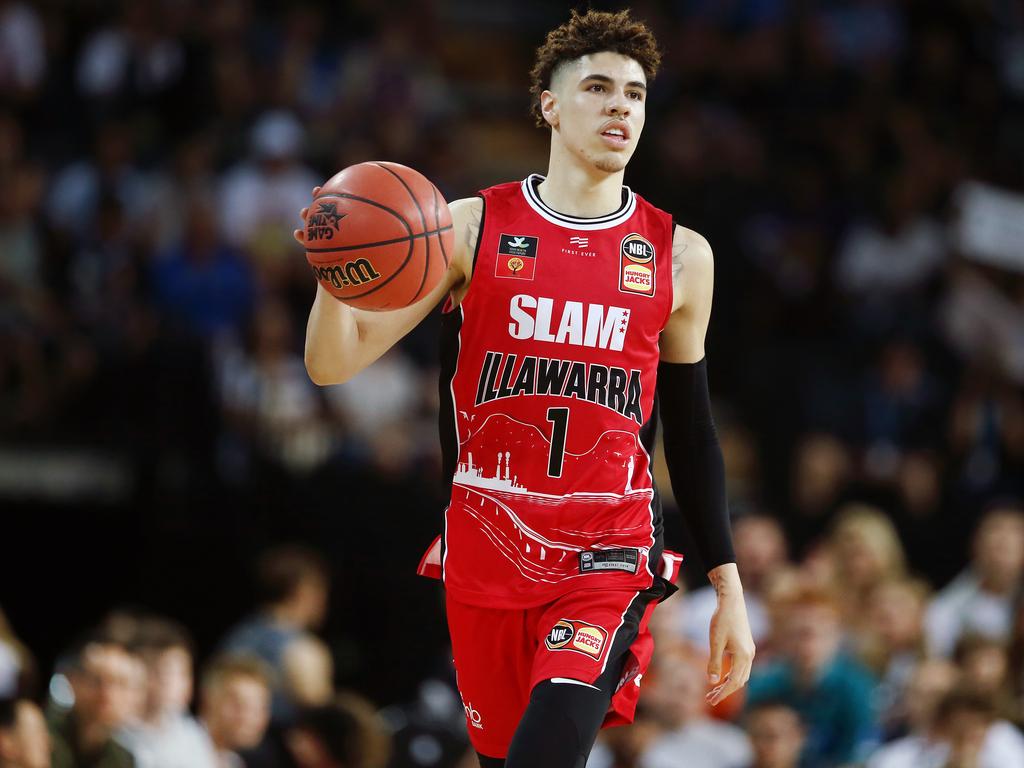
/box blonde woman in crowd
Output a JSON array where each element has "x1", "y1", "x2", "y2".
[{"x1": 828, "y1": 503, "x2": 908, "y2": 640}]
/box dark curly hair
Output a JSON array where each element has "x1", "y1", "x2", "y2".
[{"x1": 529, "y1": 9, "x2": 662, "y2": 129}]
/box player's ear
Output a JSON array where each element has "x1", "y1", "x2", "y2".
[{"x1": 540, "y1": 89, "x2": 559, "y2": 129}]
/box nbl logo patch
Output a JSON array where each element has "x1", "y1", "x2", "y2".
[
  {"x1": 619, "y1": 233, "x2": 655, "y2": 297},
  {"x1": 544, "y1": 619, "x2": 608, "y2": 659},
  {"x1": 495, "y1": 233, "x2": 539, "y2": 280}
]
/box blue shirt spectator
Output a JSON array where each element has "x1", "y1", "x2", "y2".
[
  {"x1": 152, "y1": 199, "x2": 254, "y2": 340},
  {"x1": 746, "y1": 587, "x2": 878, "y2": 766}
]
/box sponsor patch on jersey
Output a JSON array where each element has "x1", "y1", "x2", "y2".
[
  {"x1": 619, "y1": 233, "x2": 656, "y2": 296},
  {"x1": 496, "y1": 233, "x2": 539, "y2": 280},
  {"x1": 579, "y1": 548, "x2": 639, "y2": 574},
  {"x1": 545, "y1": 619, "x2": 609, "y2": 659}
]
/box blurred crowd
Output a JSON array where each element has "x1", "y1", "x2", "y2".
[{"x1": 2, "y1": 0, "x2": 1024, "y2": 767}]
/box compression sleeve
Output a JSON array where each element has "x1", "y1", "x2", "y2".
[{"x1": 656, "y1": 357, "x2": 736, "y2": 571}]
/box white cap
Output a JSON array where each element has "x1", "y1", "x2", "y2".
[{"x1": 250, "y1": 110, "x2": 304, "y2": 159}]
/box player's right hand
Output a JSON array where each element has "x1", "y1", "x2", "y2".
[{"x1": 293, "y1": 185, "x2": 322, "y2": 244}]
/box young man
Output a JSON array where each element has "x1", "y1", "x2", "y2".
[{"x1": 299, "y1": 10, "x2": 755, "y2": 767}]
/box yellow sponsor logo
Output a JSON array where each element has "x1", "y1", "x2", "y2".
[
  {"x1": 622, "y1": 264, "x2": 653, "y2": 292},
  {"x1": 572, "y1": 626, "x2": 606, "y2": 657}
]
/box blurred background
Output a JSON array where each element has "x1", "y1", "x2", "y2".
[{"x1": 1, "y1": 0, "x2": 1024, "y2": 766}]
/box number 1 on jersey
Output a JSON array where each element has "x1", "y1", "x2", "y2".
[{"x1": 546, "y1": 407, "x2": 569, "y2": 478}]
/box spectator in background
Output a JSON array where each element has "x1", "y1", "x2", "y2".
[
  {"x1": 788, "y1": 434, "x2": 854, "y2": 553},
  {"x1": 0, "y1": 698, "x2": 49, "y2": 768},
  {"x1": 828, "y1": 504, "x2": 908, "y2": 640},
  {"x1": 859, "y1": 578, "x2": 931, "y2": 738},
  {"x1": 747, "y1": 585, "x2": 877, "y2": 766},
  {"x1": 284, "y1": 694, "x2": 390, "y2": 768},
  {"x1": 860, "y1": 340, "x2": 944, "y2": 486},
  {"x1": 115, "y1": 618, "x2": 217, "y2": 768},
  {"x1": 46, "y1": 121, "x2": 149, "y2": 244},
  {"x1": 0, "y1": 1, "x2": 46, "y2": 96},
  {"x1": 867, "y1": 658, "x2": 959, "y2": 768},
  {"x1": 954, "y1": 635, "x2": 1016, "y2": 723},
  {"x1": 220, "y1": 546, "x2": 333, "y2": 727},
  {"x1": 946, "y1": 363, "x2": 1024, "y2": 499},
  {"x1": 680, "y1": 514, "x2": 790, "y2": 649},
  {"x1": 1008, "y1": 597, "x2": 1024, "y2": 727},
  {"x1": 742, "y1": 701, "x2": 805, "y2": 768},
  {"x1": 49, "y1": 637, "x2": 138, "y2": 768},
  {"x1": 931, "y1": 690, "x2": 1024, "y2": 768},
  {"x1": 926, "y1": 502, "x2": 1024, "y2": 657},
  {"x1": 0, "y1": 610, "x2": 32, "y2": 700},
  {"x1": 198, "y1": 655, "x2": 271, "y2": 768},
  {"x1": 218, "y1": 111, "x2": 318, "y2": 254},
  {"x1": 151, "y1": 193, "x2": 254, "y2": 342},
  {"x1": 218, "y1": 298, "x2": 338, "y2": 479},
  {"x1": 834, "y1": 169, "x2": 946, "y2": 338},
  {"x1": 324, "y1": 349, "x2": 430, "y2": 473},
  {"x1": 637, "y1": 645, "x2": 752, "y2": 768}
]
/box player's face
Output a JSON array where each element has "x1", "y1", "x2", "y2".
[{"x1": 544, "y1": 52, "x2": 647, "y2": 173}]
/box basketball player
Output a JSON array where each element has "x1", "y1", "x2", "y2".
[{"x1": 297, "y1": 10, "x2": 754, "y2": 767}]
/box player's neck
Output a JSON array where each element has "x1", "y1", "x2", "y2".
[{"x1": 538, "y1": 144, "x2": 625, "y2": 219}]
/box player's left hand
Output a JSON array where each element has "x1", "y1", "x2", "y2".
[{"x1": 705, "y1": 565, "x2": 755, "y2": 706}]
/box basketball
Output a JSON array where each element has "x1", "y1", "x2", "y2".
[{"x1": 304, "y1": 161, "x2": 453, "y2": 311}]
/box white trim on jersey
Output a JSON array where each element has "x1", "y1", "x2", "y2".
[
  {"x1": 549, "y1": 678, "x2": 600, "y2": 690},
  {"x1": 521, "y1": 174, "x2": 637, "y2": 231}
]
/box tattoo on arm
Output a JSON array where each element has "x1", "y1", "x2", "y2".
[
  {"x1": 466, "y1": 203, "x2": 482, "y2": 253},
  {"x1": 672, "y1": 238, "x2": 688, "y2": 282}
]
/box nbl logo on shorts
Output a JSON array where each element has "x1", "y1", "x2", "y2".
[{"x1": 544, "y1": 619, "x2": 608, "y2": 659}]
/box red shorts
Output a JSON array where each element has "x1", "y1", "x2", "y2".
[{"x1": 444, "y1": 562, "x2": 680, "y2": 758}]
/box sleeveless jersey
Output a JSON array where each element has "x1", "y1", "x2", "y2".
[{"x1": 438, "y1": 174, "x2": 675, "y2": 608}]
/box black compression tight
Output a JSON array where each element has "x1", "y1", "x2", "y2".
[{"x1": 476, "y1": 677, "x2": 613, "y2": 768}]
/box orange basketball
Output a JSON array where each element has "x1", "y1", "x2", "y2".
[{"x1": 304, "y1": 161, "x2": 453, "y2": 311}]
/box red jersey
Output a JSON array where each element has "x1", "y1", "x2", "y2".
[{"x1": 436, "y1": 175, "x2": 675, "y2": 608}]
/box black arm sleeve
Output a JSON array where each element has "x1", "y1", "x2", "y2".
[{"x1": 657, "y1": 357, "x2": 736, "y2": 571}]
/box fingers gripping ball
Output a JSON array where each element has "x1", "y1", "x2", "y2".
[{"x1": 304, "y1": 162, "x2": 454, "y2": 310}]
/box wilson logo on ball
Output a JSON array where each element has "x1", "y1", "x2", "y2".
[
  {"x1": 311, "y1": 258, "x2": 381, "y2": 289},
  {"x1": 307, "y1": 201, "x2": 347, "y2": 241}
]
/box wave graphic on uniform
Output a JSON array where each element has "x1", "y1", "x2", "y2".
[{"x1": 450, "y1": 412, "x2": 654, "y2": 583}]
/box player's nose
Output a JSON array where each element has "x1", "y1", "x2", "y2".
[{"x1": 606, "y1": 92, "x2": 631, "y2": 117}]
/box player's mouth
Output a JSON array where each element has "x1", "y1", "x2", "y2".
[{"x1": 599, "y1": 122, "x2": 630, "y2": 148}]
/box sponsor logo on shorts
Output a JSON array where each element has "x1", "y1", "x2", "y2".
[
  {"x1": 545, "y1": 619, "x2": 575, "y2": 649},
  {"x1": 461, "y1": 698, "x2": 484, "y2": 730},
  {"x1": 544, "y1": 619, "x2": 608, "y2": 659},
  {"x1": 619, "y1": 233, "x2": 656, "y2": 296}
]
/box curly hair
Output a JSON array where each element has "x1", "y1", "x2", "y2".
[{"x1": 529, "y1": 9, "x2": 662, "y2": 129}]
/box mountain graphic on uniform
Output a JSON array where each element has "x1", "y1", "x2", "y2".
[{"x1": 457, "y1": 413, "x2": 645, "y2": 497}]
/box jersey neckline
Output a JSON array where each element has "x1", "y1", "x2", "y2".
[{"x1": 520, "y1": 173, "x2": 637, "y2": 231}]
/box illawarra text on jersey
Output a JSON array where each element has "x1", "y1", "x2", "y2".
[{"x1": 474, "y1": 351, "x2": 644, "y2": 425}]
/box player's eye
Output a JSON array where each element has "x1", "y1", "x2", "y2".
[
  {"x1": 628, "y1": 91, "x2": 643, "y2": 100},
  {"x1": 589, "y1": 83, "x2": 605, "y2": 92}
]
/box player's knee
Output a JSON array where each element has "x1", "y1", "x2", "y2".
[{"x1": 504, "y1": 679, "x2": 609, "y2": 768}]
